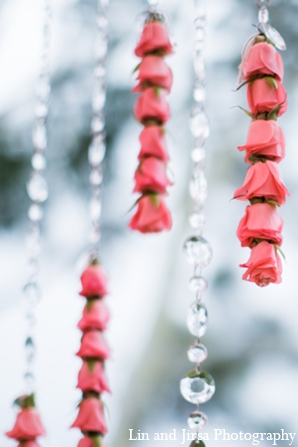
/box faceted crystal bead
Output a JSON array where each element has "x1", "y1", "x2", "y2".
[
  {"x1": 187, "y1": 302, "x2": 208, "y2": 337},
  {"x1": 25, "y1": 337, "x2": 35, "y2": 363},
  {"x1": 24, "y1": 372, "x2": 35, "y2": 390},
  {"x1": 183, "y1": 236, "x2": 212, "y2": 267},
  {"x1": 28, "y1": 204, "x2": 43, "y2": 222},
  {"x1": 187, "y1": 343, "x2": 208, "y2": 363},
  {"x1": 189, "y1": 276, "x2": 207, "y2": 293},
  {"x1": 97, "y1": 15, "x2": 108, "y2": 29},
  {"x1": 258, "y1": 23, "x2": 287, "y2": 51},
  {"x1": 32, "y1": 124, "x2": 47, "y2": 150},
  {"x1": 90, "y1": 198, "x2": 102, "y2": 221},
  {"x1": 88, "y1": 137, "x2": 106, "y2": 166},
  {"x1": 92, "y1": 116, "x2": 105, "y2": 133},
  {"x1": 189, "y1": 171, "x2": 207, "y2": 203},
  {"x1": 90, "y1": 169, "x2": 103, "y2": 186},
  {"x1": 27, "y1": 174, "x2": 48, "y2": 202},
  {"x1": 95, "y1": 38, "x2": 108, "y2": 59},
  {"x1": 35, "y1": 103, "x2": 48, "y2": 118},
  {"x1": 92, "y1": 85, "x2": 106, "y2": 112},
  {"x1": 188, "y1": 410, "x2": 208, "y2": 430},
  {"x1": 193, "y1": 81, "x2": 206, "y2": 103},
  {"x1": 24, "y1": 282, "x2": 41, "y2": 304},
  {"x1": 180, "y1": 370, "x2": 215, "y2": 404},
  {"x1": 258, "y1": 7, "x2": 269, "y2": 24},
  {"x1": 191, "y1": 147, "x2": 206, "y2": 164},
  {"x1": 32, "y1": 153, "x2": 46, "y2": 170},
  {"x1": 95, "y1": 64, "x2": 106, "y2": 78},
  {"x1": 195, "y1": 28, "x2": 206, "y2": 51},
  {"x1": 190, "y1": 108, "x2": 209, "y2": 139},
  {"x1": 189, "y1": 213, "x2": 206, "y2": 232}
]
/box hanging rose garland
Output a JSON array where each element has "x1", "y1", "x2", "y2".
[
  {"x1": 235, "y1": 10, "x2": 289, "y2": 287},
  {"x1": 129, "y1": 12, "x2": 174, "y2": 233}
]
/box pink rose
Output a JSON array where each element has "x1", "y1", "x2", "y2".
[
  {"x1": 240, "y1": 241, "x2": 282, "y2": 287},
  {"x1": 133, "y1": 56, "x2": 173, "y2": 93},
  {"x1": 135, "y1": 21, "x2": 173, "y2": 57},
  {"x1": 6, "y1": 409, "x2": 46, "y2": 440},
  {"x1": 138, "y1": 126, "x2": 169, "y2": 162},
  {"x1": 71, "y1": 398, "x2": 107, "y2": 435},
  {"x1": 129, "y1": 194, "x2": 172, "y2": 233},
  {"x1": 17, "y1": 442, "x2": 40, "y2": 447},
  {"x1": 79, "y1": 264, "x2": 109, "y2": 298},
  {"x1": 78, "y1": 299, "x2": 110, "y2": 332},
  {"x1": 234, "y1": 160, "x2": 289, "y2": 205},
  {"x1": 77, "y1": 361, "x2": 111, "y2": 394},
  {"x1": 78, "y1": 437, "x2": 106, "y2": 447},
  {"x1": 236, "y1": 203, "x2": 283, "y2": 248},
  {"x1": 238, "y1": 119, "x2": 285, "y2": 163},
  {"x1": 247, "y1": 78, "x2": 287, "y2": 117},
  {"x1": 239, "y1": 42, "x2": 284, "y2": 81},
  {"x1": 134, "y1": 88, "x2": 170, "y2": 125},
  {"x1": 133, "y1": 157, "x2": 172, "y2": 194},
  {"x1": 76, "y1": 331, "x2": 110, "y2": 360}
]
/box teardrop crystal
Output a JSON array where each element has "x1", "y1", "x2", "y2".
[{"x1": 187, "y1": 302, "x2": 208, "y2": 338}]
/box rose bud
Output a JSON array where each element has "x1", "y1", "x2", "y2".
[
  {"x1": 134, "y1": 87, "x2": 170, "y2": 125},
  {"x1": 79, "y1": 264, "x2": 109, "y2": 298},
  {"x1": 77, "y1": 361, "x2": 111, "y2": 394},
  {"x1": 135, "y1": 21, "x2": 173, "y2": 57},
  {"x1": 234, "y1": 160, "x2": 289, "y2": 205},
  {"x1": 133, "y1": 56, "x2": 173, "y2": 93},
  {"x1": 239, "y1": 42, "x2": 284, "y2": 82},
  {"x1": 240, "y1": 241, "x2": 282, "y2": 287},
  {"x1": 76, "y1": 331, "x2": 110, "y2": 360},
  {"x1": 71, "y1": 397, "x2": 107, "y2": 435},
  {"x1": 247, "y1": 78, "x2": 287, "y2": 117},
  {"x1": 6, "y1": 409, "x2": 46, "y2": 440},
  {"x1": 78, "y1": 300, "x2": 110, "y2": 332},
  {"x1": 237, "y1": 203, "x2": 283, "y2": 248},
  {"x1": 138, "y1": 126, "x2": 169, "y2": 162},
  {"x1": 17, "y1": 442, "x2": 40, "y2": 447},
  {"x1": 78, "y1": 437, "x2": 106, "y2": 447},
  {"x1": 129, "y1": 194, "x2": 172, "y2": 233},
  {"x1": 134, "y1": 157, "x2": 172, "y2": 194},
  {"x1": 238, "y1": 119, "x2": 285, "y2": 163}
]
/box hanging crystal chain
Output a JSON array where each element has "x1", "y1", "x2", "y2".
[
  {"x1": 88, "y1": 0, "x2": 109, "y2": 261},
  {"x1": 180, "y1": 0, "x2": 215, "y2": 442},
  {"x1": 24, "y1": 0, "x2": 51, "y2": 395}
]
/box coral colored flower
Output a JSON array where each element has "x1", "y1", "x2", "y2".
[
  {"x1": 135, "y1": 21, "x2": 173, "y2": 57},
  {"x1": 133, "y1": 56, "x2": 173, "y2": 92},
  {"x1": 78, "y1": 438, "x2": 107, "y2": 447},
  {"x1": 247, "y1": 78, "x2": 287, "y2": 117},
  {"x1": 71, "y1": 398, "x2": 107, "y2": 435},
  {"x1": 240, "y1": 241, "x2": 282, "y2": 286},
  {"x1": 237, "y1": 203, "x2": 283, "y2": 248},
  {"x1": 77, "y1": 361, "x2": 111, "y2": 394},
  {"x1": 78, "y1": 299, "x2": 110, "y2": 332},
  {"x1": 234, "y1": 161, "x2": 290, "y2": 205},
  {"x1": 134, "y1": 157, "x2": 172, "y2": 194},
  {"x1": 135, "y1": 88, "x2": 170, "y2": 125},
  {"x1": 239, "y1": 42, "x2": 284, "y2": 81},
  {"x1": 76, "y1": 331, "x2": 110, "y2": 360},
  {"x1": 6, "y1": 409, "x2": 46, "y2": 440},
  {"x1": 129, "y1": 194, "x2": 172, "y2": 233},
  {"x1": 80, "y1": 264, "x2": 109, "y2": 298},
  {"x1": 138, "y1": 126, "x2": 169, "y2": 162},
  {"x1": 17, "y1": 442, "x2": 40, "y2": 447},
  {"x1": 238, "y1": 119, "x2": 285, "y2": 163}
]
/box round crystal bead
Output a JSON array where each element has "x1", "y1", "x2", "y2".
[
  {"x1": 193, "y1": 82, "x2": 206, "y2": 103},
  {"x1": 32, "y1": 124, "x2": 47, "y2": 150},
  {"x1": 32, "y1": 153, "x2": 46, "y2": 170},
  {"x1": 180, "y1": 370, "x2": 215, "y2": 404},
  {"x1": 92, "y1": 85, "x2": 106, "y2": 111},
  {"x1": 187, "y1": 343, "x2": 208, "y2": 363},
  {"x1": 28, "y1": 204, "x2": 43, "y2": 222},
  {"x1": 189, "y1": 171, "x2": 207, "y2": 204},
  {"x1": 27, "y1": 174, "x2": 48, "y2": 202},
  {"x1": 88, "y1": 137, "x2": 106, "y2": 166},
  {"x1": 189, "y1": 213, "x2": 206, "y2": 232},
  {"x1": 188, "y1": 410, "x2": 208, "y2": 430},
  {"x1": 183, "y1": 236, "x2": 212, "y2": 267},
  {"x1": 90, "y1": 198, "x2": 102, "y2": 221},
  {"x1": 187, "y1": 302, "x2": 208, "y2": 337},
  {"x1": 194, "y1": 53, "x2": 206, "y2": 79},
  {"x1": 189, "y1": 276, "x2": 207, "y2": 293},
  {"x1": 191, "y1": 148, "x2": 206, "y2": 164},
  {"x1": 92, "y1": 116, "x2": 105, "y2": 133},
  {"x1": 90, "y1": 169, "x2": 103, "y2": 186},
  {"x1": 190, "y1": 108, "x2": 209, "y2": 139}
]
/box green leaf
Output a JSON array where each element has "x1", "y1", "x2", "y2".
[
  {"x1": 153, "y1": 86, "x2": 162, "y2": 97},
  {"x1": 266, "y1": 199, "x2": 280, "y2": 207},
  {"x1": 275, "y1": 244, "x2": 286, "y2": 261},
  {"x1": 86, "y1": 299, "x2": 97, "y2": 313},
  {"x1": 264, "y1": 76, "x2": 278, "y2": 90},
  {"x1": 148, "y1": 193, "x2": 160, "y2": 207},
  {"x1": 236, "y1": 106, "x2": 255, "y2": 119},
  {"x1": 132, "y1": 62, "x2": 141, "y2": 74},
  {"x1": 86, "y1": 359, "x2": 98, "y2": 374}
]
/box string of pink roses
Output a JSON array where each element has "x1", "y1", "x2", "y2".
[
  {"x1": 235, "y1": 28, "x2": 289, "y2": 287},
  {"x1": 129, "y1": 12, "x2": 174, "y2": 233}
]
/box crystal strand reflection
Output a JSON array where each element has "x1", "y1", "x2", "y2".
[
  {"x1": 24, "y1": 0, "x2": 51, "y2": 395},
  {"x1": 88, "y1": 0, "x2": 109, "y2": 261},
  {"x1": 180, "y1": 0, "x2": 215, "y2": 443}
]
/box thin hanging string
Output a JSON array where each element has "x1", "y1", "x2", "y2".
[
  {"x1": 88, "y1": 0, "x2": 109, "y2": 262},
  {"x1": 180, "y1": 0, "x2": 215, "y2": 437},
  {"x1": 24, "y1": 0, "x2": 51, "y2": 396}
]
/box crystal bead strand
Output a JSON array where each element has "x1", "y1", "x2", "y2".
[
  {"x1": 180, "y1": 1, "x2": 215, "y2": 445},
  {"x1": 88, "y1": 0, "x2": 109, "y2": 260}
]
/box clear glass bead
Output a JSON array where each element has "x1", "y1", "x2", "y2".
[
  {"x1": 191, "y1": 147, "x2": 206, "y2": 164},
  {"x1": 180, "y1": 370, "x2": 215, "y2": 404},
  {"x1": 194, "y1": 53, "x2": 205, "y2": 79},
  {"x1": 187, "y1": 302, "x2": 208, "y2": 337},
  {"x1": 90, "y1": 198, "x2": 102, "y2": 221},
  {"x1": 189, "y1": 276, "x2": 207, "y2": 293},
  {"x1": 189, "y1": 171, "x2": 207, "y2": 204},
  {"x1": 258, "y1": 7, "x2": 269, "y2": 23},
  {"x1": 92, "y1": 116, "x2": 105, "y2": 133},
  {"x1": 88, "y1": 136, "x2": 106, "y2": 166},
  {"x1": 24, "y1": 283, "x2": 41, "y2": 304},
  {"x1": 92, "y1": 85, "x2": 106, "y2": 112},
  {"x1": 95, "y1": 37, "x2": 108, "y2": 59},
  {"x1": 193, "y1": 82, "x2": 206, "y2": 103},
  {"x1": 24, "y1": 372, "x2": 35, "y2": 390},
  {"x1": 95, "y1": 64, "x2": 106, "y2": 78},
  {"x1": 190, "y1": 108, "x2": 210, "y2": 139},
  {"x1": 183, "y1": 235, "x2": 212, "y2": 267},
  {"x1": 27, "y1": 174, "x2": 48, "y2": 202},
  {"x1": 187, "y1": 410, "x2": 208, "y2": 430},
  {"x1": 90, "y1": 228, "x2": 101, "y2": 245},
  {"x1": 189, "y1": 212, "x2": 206, "y2": 232},
  {"x1": 187, "y1": 343, "x2": 208, "y2": 363},
  {"x1": 32, "y1": 153, "x2": 46, "y2": 170},
  {"x1": 28, "y1": 204, "x2": 43, "y2": 222},
  {"x1": 258, "y1": 23, "x2": 287, "y2": 51},
  {"x1": 97, "y1": 15, "x2": 108, "y2": 29},
  {"x1": 195, "y1": 28, "x2": 206, "y2": 51},
  {"x1": 35, "y1": 103, "x2": 48, "y2": 118},
  {"x1": 32, "y1": 124, "x2": 47, "y2": 150},
  {"x1": 90, "y1": 169, "x2": 103, "y2": 186},
  {"x1": 25, "y1": 337, "x2": 35, "y2": 363}
]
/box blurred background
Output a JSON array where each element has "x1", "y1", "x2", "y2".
[{"x1": 0, "y1": 0, "x2": 298, "y2": 445}]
